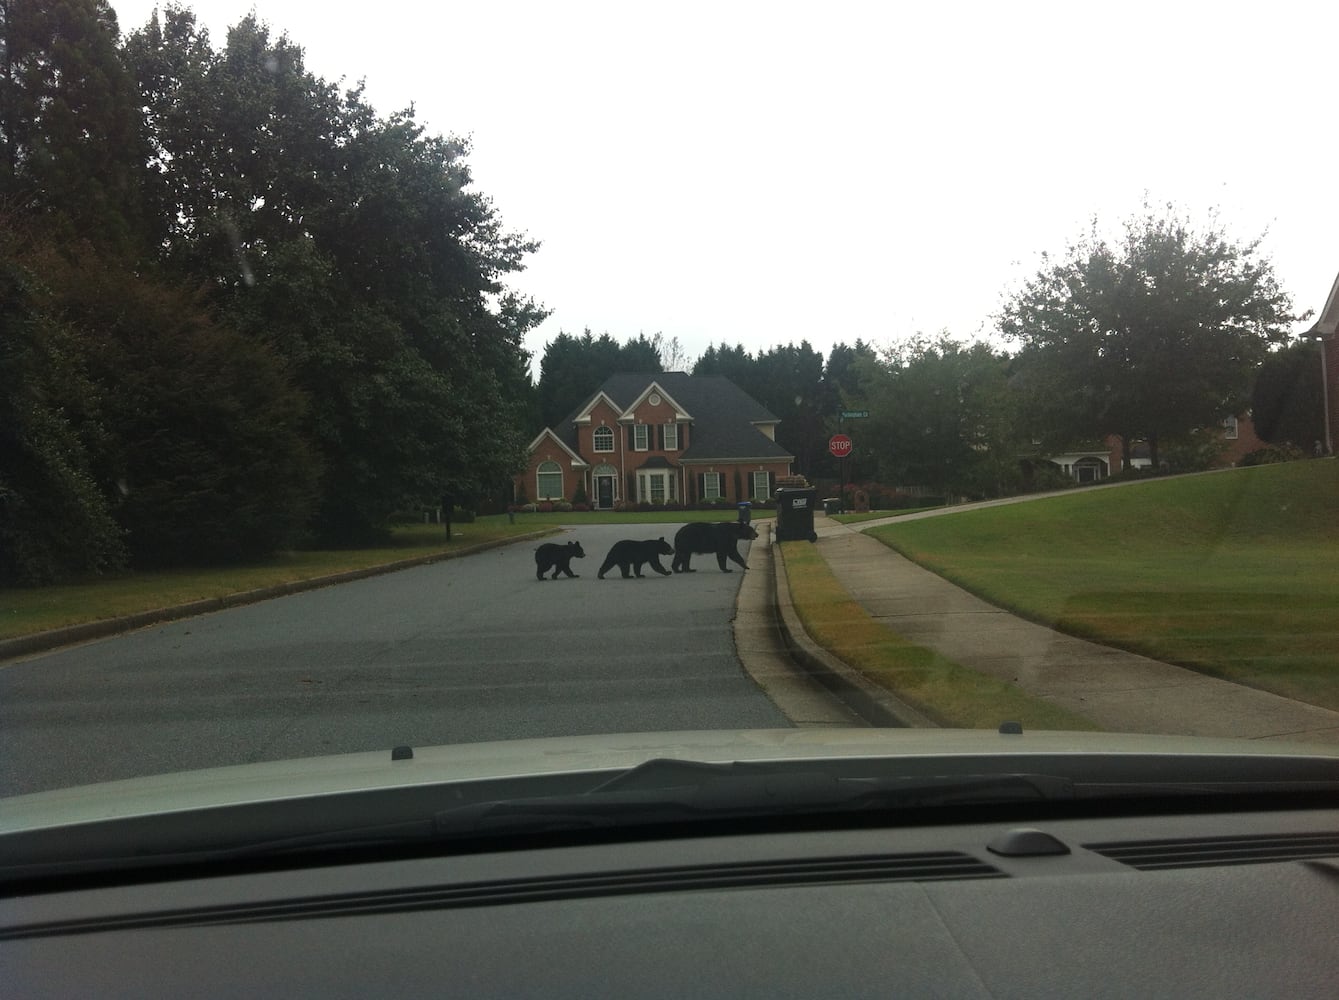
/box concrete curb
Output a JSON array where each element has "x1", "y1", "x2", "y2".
[
  {"x1": 0, "y1": 530, "x2": 557, "y2": 662},
  {"x1": 767, "y1": 525, "x2": 939, "y2": 729}
]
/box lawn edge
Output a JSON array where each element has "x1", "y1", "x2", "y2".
[
  {"x1": 768, "y1": 527, "x2": 939, "y2": 729},
  {"x1": 0, "y1": 530, "x2": 557, "y2": 662}
]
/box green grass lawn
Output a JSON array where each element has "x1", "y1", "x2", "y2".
[
  {"x1": 831, "y1": 507, "x2": 939, "y2": 524},
  {"x1": 505, "y1": 509, "x2": 774, "y2": 525},
  {"x1": 0, "y1": 521, "x2": 548, "y2": 641},
  {"x1": 867, "y1": 460, "x2": 1339, "y2": 711},
  {"x1": 780, "y1": 542, "x2": 1097, "y2": 731}
]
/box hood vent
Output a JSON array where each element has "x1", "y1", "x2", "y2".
[{"x1": 1086, "y1": 833, "x2": 1339, "y2": 871}]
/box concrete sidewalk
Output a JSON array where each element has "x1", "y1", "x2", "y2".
[{"x1": 803, "y1": 512, "x2": 1339, "y2": 744}]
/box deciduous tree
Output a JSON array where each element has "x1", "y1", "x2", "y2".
[{"x1": 1000, "y1": 204, "x2": 1298, "y2": 468}]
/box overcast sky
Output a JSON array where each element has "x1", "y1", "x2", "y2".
[{"x1": 110, "y1": 1, "x2": 1337, "y2": 373}]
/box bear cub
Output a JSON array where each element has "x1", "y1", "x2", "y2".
[
  {"x1": 534, "y1": 540, "x2": 585, "y2": 580},
  {"x1": 598, "y1": 537, "x2": 675, "y2": 579}
]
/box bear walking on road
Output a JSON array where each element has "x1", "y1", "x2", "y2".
[
  {"x1": 671, "y1": 521, "x2": 758, "y2": 573},
  {"x1": 598, "y1": 538, "x2": 675, "y2": 579},
  {"x1": 535, "y1": 540, "x2": 585, "y2": 580}
]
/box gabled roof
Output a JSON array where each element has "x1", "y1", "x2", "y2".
[
  {"x1": 545, "y1": 372, "x2": 792, "y2": 463},
  {"x1": 570, "y1": 391, "x2": 622, "y2": 425},
  {"x1": 617, "y1": 379, "x2": 692, "y2": 423},
  {"x1": 525, "y1": 427, "x2": 588, "y2": 467},
  {"x1": 1305, "y1": 270, "x2": 1339, "y2": 338}
]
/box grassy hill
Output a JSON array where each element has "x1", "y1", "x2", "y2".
[{"x1": 868, "y1": 460, "x2": 1339, "y2": 711}]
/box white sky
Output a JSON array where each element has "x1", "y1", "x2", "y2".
[{"x1": 110, "y1": 1, "x2": 1337, "y2": 374}]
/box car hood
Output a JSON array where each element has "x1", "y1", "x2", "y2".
[{"x1": 5, "y1": 727, "x2": 1339, "y2": 836}]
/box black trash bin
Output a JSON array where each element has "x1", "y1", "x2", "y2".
[{"x1": 774, "y1": 488, "x2": 818, "y2": 543}]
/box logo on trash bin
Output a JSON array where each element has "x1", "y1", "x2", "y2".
[{"x1": 792, "y1": 498, "x2": 808, "y2": 508}]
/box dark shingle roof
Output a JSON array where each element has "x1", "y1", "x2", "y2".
[{"x1": 552, "y1": 372, "x2": 792, "y2": 462}]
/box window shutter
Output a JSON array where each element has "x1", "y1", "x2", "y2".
[
  {"x1": 655, "y1": 424, "x2": 662, "y2": 451},
  {"x1": 627, "y1": 425, "x2": 635, "y2": 450}
]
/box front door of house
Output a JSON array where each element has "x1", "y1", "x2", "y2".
[{"x1": 596, "y1": 475, "x2": 614, "y2": 509}]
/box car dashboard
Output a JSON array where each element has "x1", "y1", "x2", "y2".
[{"x1": 5, "y1": 802, "x2": 1338, "y2": 998}]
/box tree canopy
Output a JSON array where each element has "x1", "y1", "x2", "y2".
[
  {"x1": 847, "y1": 336, "x2": 1022, "y2": 499},
  {"x1": 999, "y1": 204, "x2": 1298, "y2": 468},
  {"x1": 0, "y1": 0, "x2": 542, "y2": 581},
  {"x1": 1251, "y1": 341, "x2": 1327, "y2": 451}
]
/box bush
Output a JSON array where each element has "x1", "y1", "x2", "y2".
[
  {"x1": 1160, "y1": 434, "x2": 1229, "y2": 473},
  {"x1": 554, "y1": 501, "x2": 573, "y2": 512},
  {"x1": 571, "y1": 485, "x2": 588, "y2": 505},
  {"x1": 572, "y1": 503, "x2": 591, "y2": 512},
  {"x1": 1023, "y1": 462, "x2": 1080, "y2": 493},
  {"x1": 537, "y1": 501, "x2": 555, "y2": 513},
  {"x1": 1238, "y1": 444, "x2": 1305, "y2": 466},
  {"x1": 8, "y1": 234, "x2": 319, "y2": 573}
]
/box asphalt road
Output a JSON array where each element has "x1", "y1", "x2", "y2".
[{"x1": 0, "y1": 525, "x2": 789, "y2": 797}]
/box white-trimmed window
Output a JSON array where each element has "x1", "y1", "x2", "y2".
[
  {"x1": 751, "y1": 471, "x2": 771, "y2": 500},
  {"x1": 636, "y1": 469, "x2": 676, "y2": 504},
  {"x1": 593, "y1": 426, "x2": 614, "y2": 452},
  {"x1": 633, "y1": 424, "x2": 649, "y2": 451},
  {"x1": 663, "y1": 423, "x2": 679, "y2": 450},
  {"x1": 1222, "y1": 416, "x2": 1239, "y2": 440},
  {"x1": 536, "y1": 461, "x2": 563, "y2": 500},
  {"x1": 703, "y1": 472, "x2": 722, "y2": 500}
]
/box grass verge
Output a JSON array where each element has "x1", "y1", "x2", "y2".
[
  {"x1": 778, "y1": 541, "x2": 1099, "y2": 731},
  {"x1": 831, "y1": 507, "x2": 938, "y2": 524},
  {"x1": 868, "y1": 460, "x2": 1339, "y2": 712},
  {"x1": 506, "y1": 510, "x2": 774, "y2": 525},
  {"x1": 0, "y1": 521, "x2": 551, "y2": 641}
]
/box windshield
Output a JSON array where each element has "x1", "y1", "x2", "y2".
[{"x1": 1, "y1": 0, "x2": 1336, "y2": 817}]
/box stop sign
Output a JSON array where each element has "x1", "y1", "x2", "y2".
[{"x1": 828, "y1": 434, "x2": 853, "y2": 458}]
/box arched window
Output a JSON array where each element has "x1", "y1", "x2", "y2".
[
  {"x1": 593, "y1": 426, "x2": 614, "y2": 452},
  {"x1": 536, "y1": 461, "x2": 563, "y2": 500}
]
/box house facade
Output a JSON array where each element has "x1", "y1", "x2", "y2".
[
  {"x1": 515, "y1": 373, "x2": 794, "y2": 508},
  {"x1": 1041, "y1": 414, "x2": 1268, "y2": 484},
  {"x1": 1306, "y1": 269, "x2": 1339, "y2": 456}
]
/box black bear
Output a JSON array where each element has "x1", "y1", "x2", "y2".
[
  {"x1": 534, "y1": 540, "x2": 585, "y2": 580},
  {"x1": 598, "y1": 538, "x2": 675, "y2": 579},
  {"x1": 671, "y1": 521, "x2": 758, "y2": 573}
]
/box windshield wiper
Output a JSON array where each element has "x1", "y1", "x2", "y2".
[{"x1": 428, "y1": 759, "x2": 1076, "y2": 838}]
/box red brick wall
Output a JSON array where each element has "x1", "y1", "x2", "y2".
[
  {"x1": 1219, "y1": 413, "x2": 1267, "y2": 466},
  {"x1": 514, "y1": 439, "x2": 580, "y2": 503}
]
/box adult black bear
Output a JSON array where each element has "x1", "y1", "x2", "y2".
[
  {"x1": 671, "y1": 521, "x2": 758, "y2": 573},
  {"x1": 534, "y1": 540, "x2": 585, "y2": 580},
  {"x1": 598, "y1": 538, "x2": 674, "y2": 579}
]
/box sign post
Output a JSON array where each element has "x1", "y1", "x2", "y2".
[
  {"x1": 831, "y1": 410, "x2": 868, "y2": 515},
  {"x1": 828, "y1": 434, "x2": 853, "y2": 514}
]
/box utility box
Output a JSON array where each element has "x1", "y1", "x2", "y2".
[{"x1": 774, "y1": 488, "x2": 818, "y2": 543}]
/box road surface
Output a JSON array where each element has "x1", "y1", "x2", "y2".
[{"x1": 0, "y1": 525, "x2": 789, "y2": 797}]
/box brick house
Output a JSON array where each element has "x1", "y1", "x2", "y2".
[
  {"x1": 1039, "y1": 415, "x2": 1267, "y2": 483},
  {"x1": 514, "y1": 373, "x2": 794, "y2": 508}
]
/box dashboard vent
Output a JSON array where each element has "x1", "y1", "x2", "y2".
[{"x1": 1085, "y1": 833, "x2": 1339, "y2": 871}]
